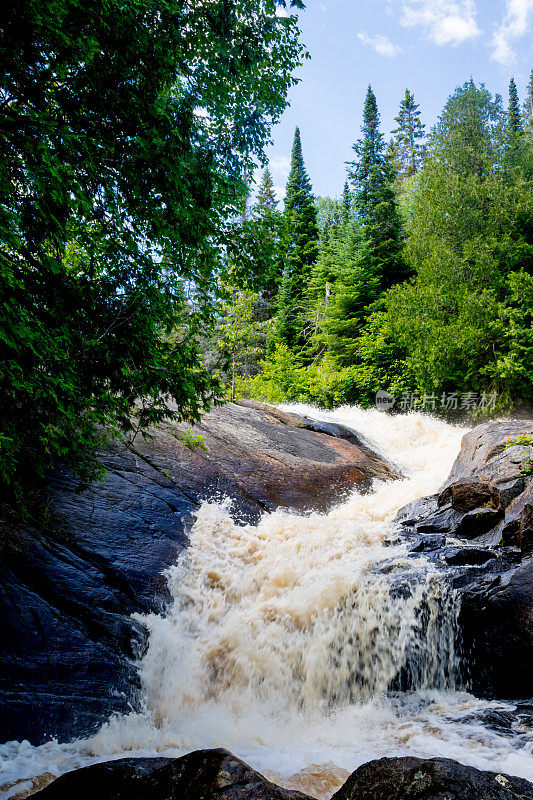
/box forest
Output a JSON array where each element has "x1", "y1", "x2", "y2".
[
  {"x1": 1, "y1": 0, "x2": 532, "y2": 517},
  {"x1": 218, "y1": 77, "x2": 533, "y2": 417}
]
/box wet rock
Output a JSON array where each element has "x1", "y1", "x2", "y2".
[
  {"x1": 409, "y1": 535, "x2": 447, "y2": 553},
  {"x1": 0, "y1": 401, "x2": 398, "y2": 745},
  {"x1": 397, "y1": 495, "x2": 439, "y2": 526},
  {"x1": 499, "y1": 484, "x2": 533, "y2": 554},
  {"x1": 459, "y1": 560, "x2": 533, "y2": 698},
  {"x1": 444, "y1": 546, "x2": 497, "y2": 566},
  {"x1": 438, "y1": 480, "x2": 500, "y2": 513},
  {"x1": 415, "y1": 506, "x2": 464, "y2": 534},
  {"x1": 398, "y1": 420, "x2": 533, "y2": 699},
  {"x1": 332, "y1": 756, "x2": 533, "y2": 800},
  {"x1": 33, "y1": 749, "x2": 311, "y2": 800},
  {"x1": 454, "y1": 507, "x2": 504, "y2": 538},
  {"x1": 442, "y1": 420, "x2": 533, "y2": 493}
]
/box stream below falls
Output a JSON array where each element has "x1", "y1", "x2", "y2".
[{"x1": 1, "y1": 405, "x2": 533, "y2": 799}]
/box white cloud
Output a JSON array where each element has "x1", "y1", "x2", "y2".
[
  {"x1": 357, "y1": 31, "x2": 404, "y2": 57},
  {"x1": 491, "y1": 0, "x2": 533, "y2": 64},
  {"x1": 269, "y1": 154, "x2": 291, "y2": 180},
  {"x1": 400, "y1": 0, "x2": 480, "y2": 45},
  {"x1": 274, "y1": 185, "x2": 287, "y2": 202}
]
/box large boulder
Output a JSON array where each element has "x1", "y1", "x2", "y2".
[
  {"x1": 332, "y1": 756, "x2": 533, "y2": 800},
  {"x1": 397, "y1": 419, "x2": 533, "y2": 699},
  {"x1": 33, "y1": 749, "x2": 310, "y2": 800},
  {"x1": 0, "y1": 401, "x2": 398, "y2": 745}
]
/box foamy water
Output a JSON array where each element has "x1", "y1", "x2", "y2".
[{"x1": 2, "y1": 406, "x2": 533, "y2": 799}]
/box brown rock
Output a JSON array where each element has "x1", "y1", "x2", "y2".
[{"x1": 438, "y1": 481, "x2": 499, "y2": 513}]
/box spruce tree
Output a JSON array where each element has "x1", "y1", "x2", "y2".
[
  {"x1": 509, "y1": 77, "x2": 523, "y2": 135},
  {"x1": 342, "y1": 181, "x2": 351, "y2": 221},
  {"x1": 255, "y1": 168, "x2": 278, "y2": 215},
  {"x1": 276, "y1": 127, "x2": 319, "y2": 349},
  {"x1": 349, "y1": 85, "x2": 407, "y2": 290},
  {"x1": 250, "y1": 168, "x2": 283, "y2": 315},
  {"x1": 321, "y1": 87, "x2": 407, "y2": 366},
  {"x1": 392, "y1": 89, "x2": 426, "y2": 178},
  {"x1": 523, "y1": 69, "x2": 533, "y2": 128}
]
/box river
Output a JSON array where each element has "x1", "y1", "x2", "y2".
[{"x1": 1, "y1": 406, "x2": 532, "y2": 799}]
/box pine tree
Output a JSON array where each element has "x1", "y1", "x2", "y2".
[
  {"x1": 349, "y1": 85, "x2": 407, "y2": 290},
  {"x1": 509, "y1": 77, "x2": 523, "y2": 135},
  {"x1": 392, "y1": 89, "x2": 426, "y2": 179},
  {"x1": 276, "y1": 127, "x2": 319, "y2": 349}
]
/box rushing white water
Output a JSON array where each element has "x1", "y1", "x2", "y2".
[{"x1": 2, "y1": 406, "x2": 533, "y2": 800}]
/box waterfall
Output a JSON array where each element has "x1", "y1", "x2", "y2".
[
  {"x1": 131, "y1": 406, "x2": 463, "y2": 725},
  {"x1": 2, "y1": 407, "x2": 533, "y2": 799}
]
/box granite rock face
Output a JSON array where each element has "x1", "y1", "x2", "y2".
[{"x1": 0, "y1": 401, "x2": 398, "y2": 745}]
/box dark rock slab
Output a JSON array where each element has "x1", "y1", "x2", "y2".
[
  {"x1": 34, "y1": 749, "x2": 311, "y2": 800},
  {"x1": 397, "y1": 495, "x2": 439, "y2": 526},
  {"x1": 444, "y1": 546, "x2": 497, "y2": 566},
  {"x1": 454, "y1": 507, "x2": 504, "y2": 538},
  {"x1": 459, "y1": 559, "x2": 533, "y2": 698},
  {"x1": 0, "y1": 401, "x2": 397, "y2": 746},
  {"x1": 332, "y1": 756, "x2": 533, "y2": 800}
]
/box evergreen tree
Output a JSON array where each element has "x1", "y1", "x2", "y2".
[
  {"x1": 386, "y1": 138, "x2": 402, "y2": 177},
  {"x1": 320, "y1": 87, "x2": 407, "y2": 366},
  {"x1": 392, "y1": 89, "x2": 426, "y2": 178},
  {"x1": 523, "y1": 69, "x2": 533, "y2": 128},
  {"x1": 349, "y1": 85, "x2": 407, "y2": 290},
  {"x1": 509, "y1": 77, "x2": 523, "y2": 135},
  {"x1": 342, "y1": 181, "x2": 351, "y2": 221},
  {"x1": 255, "y1": 169, "x2": 278, "y2": 215},
  {"x1": 276, "y1": 127, "x2": 319, "y2": 349}
]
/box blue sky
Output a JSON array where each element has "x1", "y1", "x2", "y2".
[{"x1": 262, "y1": 0, "x2": 533, "y2": 201}]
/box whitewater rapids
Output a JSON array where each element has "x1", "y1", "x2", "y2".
[{"x1": 1, "y1": 406, "x2": 533, "y2": 799}]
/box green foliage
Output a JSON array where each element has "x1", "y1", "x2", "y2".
[
  {"x1": 250, "y1": 78, "x2": 533, "y2": 414},
  {"x1": 318, "y1": 86, "x2": 408, "y2": 369},
  {"x1": 236, "y1": 344, "x2": 360, "y2": 407},
  {"x1": 214, "y1": 284, "x2": 269, "y2": 400},
  {"x1": 348, "y1": 86, "x2": 408, "y2": 291},
  {"x1": 363, "y1": 81, "x2": 533, "y2": 405},
  {"x1": 392, "y1": 89, "x2": 426, "y2": 179},
  {"x1": 276, "y1": 127, "x2": 319, "y2": 350},
  {"x1": 0, "y1": 0, "x2": 305, "y2": 512},
  {"x1": 509, "y1": 78, "x2": 523, "y2": 135},
  {"x1": 505, "y1": 434, "x2": 533, "y2": 476},
  {"x1": 175, "y1": 427, "x2": 208, "y2": 452},
  {"x1": 523, "y1": 69, "x2": 533, "y2": 129}
]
